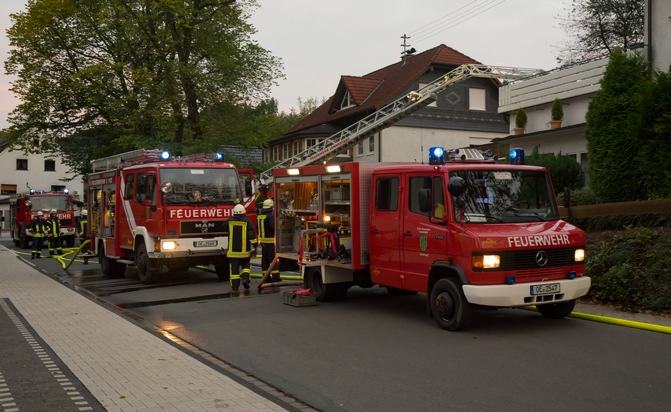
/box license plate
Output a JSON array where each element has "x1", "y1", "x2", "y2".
[
  {"x1": 530, "y1": 283, "x2": 560, "y2": 295},
  {"x1": 193, "y1": 240, "x2": 217, "y2": 247}
]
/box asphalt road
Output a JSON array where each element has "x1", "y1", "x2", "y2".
[{"x1": 4, "y1": 235, "x2": 671, "y2": 412}]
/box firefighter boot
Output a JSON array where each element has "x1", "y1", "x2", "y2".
[
  {"x1": 271, "y1": 270, "x2": 281, "y2": 283},
  {"x1": 31, "y1": 252, "x2": 35, "y2": 259},
  {"x1": 50, "y1": 251, "x2": 56, "y2": 256}
]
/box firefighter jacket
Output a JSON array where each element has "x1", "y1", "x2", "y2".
[
  {"x1": 48, "y1": 216, "x2": 62, "y2": 237},
  {"x1": 78, "y1": 217, "x2": 88, "y2": 240},
  {"x1": 226, "y1": 215, "x2": 258, "y2": 258},
  {"x1": 30, "y1": 218, "x2": 49, "y2": 237},
  {"x1": 257, "y1": 209, "x2": 275, "y2": 244}
]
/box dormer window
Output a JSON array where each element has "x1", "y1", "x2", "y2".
[{"x1": 340, "y1": 90, "x2": 355, "y2": 110}]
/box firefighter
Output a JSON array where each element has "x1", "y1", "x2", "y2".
[
  {"x1": 226, "y1": 204, "x2": 257, "y2": 291},
  {"x1": 257, "y1": 198, "x2": 280, "y2": 283},
  {"x1": 78, "y1": 209, "x2": 89, "y2": 264},
  {"x1": 30, "y1": 211, "x2": 49, "y2": 259},
  {"x1": 47, "y1": 209, "x2": 64, "y2": 256}
]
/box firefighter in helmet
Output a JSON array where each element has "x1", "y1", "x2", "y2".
[
  {"x1": 225, "y1": 204, "x2": 257, "y2": 291},
  {"x1": 78, "y1": 209, "x2": 89, "y2": 264},
  {"x1": 47, "y1": 209, "x2": 64, "y2": 256},
  {"x1": 30, "y1": 211, "x2": 49, "y2": 259},
  {"x1": 257, "y1": 198, "x2": 280, "y2": 283}
]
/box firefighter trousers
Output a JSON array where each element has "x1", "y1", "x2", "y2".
[
  {"x1": 31, "y1": 236, "x2": 45, "y2": 258},
  {"x1": 229, "y1": 257, "x2": 251, "y2": 291},
  {"x1": 49, "y1": 235, "x2": 63, "y2": 255},
  {"x1": 261, "y1": 243, "x2": 280, "y2": 282}
]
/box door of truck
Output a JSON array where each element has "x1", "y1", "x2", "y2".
[
  {"x1": 400, "y1": 173, "x2": 449, "y2": 291},
  {"x1": 369, "y1": 173, "x2": 403, "y2": 289}
]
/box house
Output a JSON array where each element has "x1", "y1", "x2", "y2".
[
  {"x1": 645, "y1": 0, "x2": 671, "y2": 72},
  {"x1": 0, "y1": 137, "x2": 84, "y2": 229},
  {"x1": 268, "y1": 44, "x2": 514, "y2": 165}
]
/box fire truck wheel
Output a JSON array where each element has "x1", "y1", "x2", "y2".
[
  {"x1": 99, "y1": 246, "x2": 125, "y2": 277},
  {"x1": 536, "y1": 299, "x2": 576, "y2": 319},
  {"x1": 430, "y1": 278, "x2": 472, "y2": 331},
  {"x1": 136, "y1": 243, "x2": 157, "y2": 284},
  {"x1": 307, "y1": 268, "x2": 347, "y2": 302},
  {"x1": 214, "y1": 259, "x2": 229, "y2": 282}
]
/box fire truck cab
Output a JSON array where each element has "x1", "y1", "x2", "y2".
[
  {"x1": 9, "y1": 190, "x2": 77, "y2": 249},
  {"x1": 86, "y1": 149, "x2": 254, "y2": 284}
]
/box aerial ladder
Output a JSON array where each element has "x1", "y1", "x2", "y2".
[{"x1": 257, "y1": 64, "x2": 543, "y2": 184}]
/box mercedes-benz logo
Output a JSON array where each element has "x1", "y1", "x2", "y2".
[{"x1": 535, "y1": 251, "x2": 548, "y2": 267}]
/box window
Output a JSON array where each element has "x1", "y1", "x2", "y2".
[
  {"x1": 469, "y1": 88, "x2": 486, "y2": 111},
  {"x1": 358, "y1": 140, "x2": 364, "y2": 155},
  {"x1": 1, "y1": 184, "x2": 17, "y2": 195},
  {"x1": 51, "y1": 185, "x2": 66, "y2": 192},
  {"x1": 433, "y1": 177, "x2": 445, "y2": 219},
  {"x1": 375, "y1": 177, "x2": 399, "y2": 211},
  {"x1": 273, "y1": 146, "x2": 280, "y2": 162},
  {"x1": 283, "y1": 143, "x2": 290, "y2": 160},
  {"x1": 369, "y1": 135, "x2": 375, "y2": 153},
  {"x1": 44, "y1": 159, "x2": 56, "y2": 172},
  {"x1": 16, "y1": 159, "x2": 28, "y2": 171},
  {"x1": 124, "y1": 173, "x2": 135, "y2": 200},
  {"x1": 340, "y1": 91, "x2": 354, "y2": 110},
  {"x1": 293, "y1": 141, "x2": 300, "y2": 156},
  {"x1": 409, "y1": 176, "x2": 432, "y2": 216}
]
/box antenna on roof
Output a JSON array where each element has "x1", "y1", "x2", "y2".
[{"x1": 400, "y1": 34, "x2": 416, "y2": 64}]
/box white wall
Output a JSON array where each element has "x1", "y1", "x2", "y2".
[{"x1": 647, "y1": 0, "x2": 671, "y2": 72}]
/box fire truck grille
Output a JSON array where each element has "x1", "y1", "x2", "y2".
[
  {"x1": 180, "y1": 220, "x2": 227, "y2": 235},
  {"x1": 60, "y1": 218, "x2": 74, "y2": 226},
  {"x1": 475, "y1": 247, "x2": 578, "y2": 274}
]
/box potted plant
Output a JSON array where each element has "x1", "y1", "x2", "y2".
[
  {"x1": 514, "y1": 108, "x2": 527, "y2": 135},
  {"x1": 550, "y1": 98, "x2": 563, "y2": 129}
]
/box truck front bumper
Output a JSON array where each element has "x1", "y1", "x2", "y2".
[{"x1": 462, "y1": 277, "x2": 591, "y2": 307}]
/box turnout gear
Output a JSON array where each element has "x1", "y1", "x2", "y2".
[
  {"x1": 48, "y1": 209, "x2": 63, "y2": 255},
  {"x1": 30, "y1": 214, "x2": 49, "y2": 258},
  {"x1": 78, "y1": 211, "x2": 89, "y2": 264},
  {"x1": 226, "y1": 212, "x2": 257, "y2": 291},
  {"x1": 257, "y1": 204, "x2": 280, "y2": 283}
]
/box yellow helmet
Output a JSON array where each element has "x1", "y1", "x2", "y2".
[
  {"x1": 81, "y1": 209, "x2": 88, "y2": 216},
  {"x1": 262, "y1": 199, "x2": 274, "y2": 209}
]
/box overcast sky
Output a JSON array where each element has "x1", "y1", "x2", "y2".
[{"x1": 1, "y1": 0, "x2": 570, "y2": 129}]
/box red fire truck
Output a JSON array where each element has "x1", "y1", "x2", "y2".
[
  {"x1": 272, "y1": 147, "x2": 590, "y2": 330},
  {"x1": 9, "y1": 190, "x2": 78, "y2": 249},
  {"x1": 85, "y1": 149, "x2": 256, "y2": 284}
]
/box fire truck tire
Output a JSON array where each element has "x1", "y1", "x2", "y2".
[
  {"x1": 99, "y1": 246, "x2": 126, "y2": 277},
  {"x1": 430, "y1": 278, "x2": 472, "y2": 331},
  {"x1": 214, "y1": 259, "x2": 229, "y2": 282},
  {"x1": 307, "y1": 268, "x2": 347, "y2": 302},
  {"x1": 536, "y1": 299, "x2": 576, "y2": 319},
  {"x1": 136, "y1": 243, "x2": 157, "y2": 284}
]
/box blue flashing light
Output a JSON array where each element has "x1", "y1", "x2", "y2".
[
  {"x1": 214, "y1": 152, "x2": 225, "y2": 162},
  {"x1": 567, "y1": 271, "x2": 577, "y2": 279},
  {"x1": 29, "y1": 188, "x2": 36, "y2": 195},
  {"x1": 509, "y1": 148, "x2": 525, "y2": 164},
  {"x1": 160, "y1": 151, "x2": 170, "y2": 161},
  {"x1": 64, "y1": 188, "x2": 69, "y2": 194},
  {"x1": 505, "y1": 276, "x2": 516, "y2": 285},
  {"x1": 428, "y1": 146, "x2": 445, "y2": 165}
]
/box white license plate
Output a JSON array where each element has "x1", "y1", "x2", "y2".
[
  {"x1": 530, "y1": 283, "x2": 560, "y2": 295},
  {"x1": 193, "y1": 240, "x2": 217, "y2": 247}
]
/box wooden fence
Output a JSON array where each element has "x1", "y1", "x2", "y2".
[{"x1": 559, "y1": 199, "x2": 671, "y2": 219}]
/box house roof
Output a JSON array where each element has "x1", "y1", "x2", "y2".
[{"x1": 286, "y1": 44, "x2": 481, "y2": 135}]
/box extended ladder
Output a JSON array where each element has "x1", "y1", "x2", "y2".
[{"x1": 258, "y1": 64, "x2": 542, "y2": 183}]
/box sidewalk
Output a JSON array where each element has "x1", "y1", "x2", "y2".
[{"x1": 0, "y1": 239, "x2": 302, "y2": 412}]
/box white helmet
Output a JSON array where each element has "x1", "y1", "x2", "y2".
[
  {"x1": 262, "y1": 199, "x2": 274, "y2": 209},
  {"x1": 233, "y1": 204, "x2": 246, "y2": 215},
  {"x1": 37, "y1": 211, "x2": 44, "y2": 216},
  {"x1": 81, "y1": 209, "x2": 88, "y2": 217},
  {"x1": 50, "y1": 209, "x2": 57, "y2": 213}
]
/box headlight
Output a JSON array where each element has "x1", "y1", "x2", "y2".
[
  {"x1": 574, "y1": 248, "x2": 585, "y2": 262},
  {"x1": 473, "y1": 254, "x2": 500, "y2": 269},
  {"x1": 162, "y1": 241, "x2": 177, "y2": 250}
]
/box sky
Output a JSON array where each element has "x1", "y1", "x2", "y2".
[{"x1": 1, "y1": 0, "x2": 571, "y2": 129}]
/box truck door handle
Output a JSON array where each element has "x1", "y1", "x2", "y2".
[
  {"x1": 371, "y1": 228, "x2": 379, "y2": 234},
  {"x1": 403, "y1": 231, "x2": 412, "y2": 237}
]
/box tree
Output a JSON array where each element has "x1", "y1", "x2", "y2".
[
  {"x1": 4, "y1": 0, "x2": 284, "y2": 175},
  {"x1": 525, "y1": 147, "x2": 584, "y2": 191},
  {"x1": 555, "y1": 0, "x2": 644, "y2": 65},
  {"x1": 585, "y1": 48, "x2": 650, "y2": 202}
]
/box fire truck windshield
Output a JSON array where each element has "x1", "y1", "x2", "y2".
[
  {"x1": 29, "y1": 195, "x2": 71, "y2": 211},
  {"x1": 449, "y1": 169, "x2": 558, "y2": 223},
  {"x1": 160, "y1": 168, "x2": 242, "y2": 205}
]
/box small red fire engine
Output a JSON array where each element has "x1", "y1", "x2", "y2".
[
  {"x1": 85, "y1": 149, "x2": 256, "y2": 284},
  {"x1": 272, "y1": 147, "x2": 590, "y2": 331},
  {"x1": 9, "y1": 190, "x2": 77, "y2": 249}
]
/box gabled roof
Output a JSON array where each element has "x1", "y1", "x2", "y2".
[{"x1": 287, "y1": 44, "x2": 481, "y2": 134}]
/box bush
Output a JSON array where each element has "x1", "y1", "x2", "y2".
[
  {"x1": 515, "y1": 108, "x2": 527, "y2": 129},
  {"x1": 551, "y1": 98, "x2": 563, "y2": 121},
  {"x1": 586, "y1": 226, "x2": 671, "y2": 313}
]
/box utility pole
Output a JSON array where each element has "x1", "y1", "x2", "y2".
[{"x1": 400, "y1": 34, "x2": 415, "y2": 64}]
